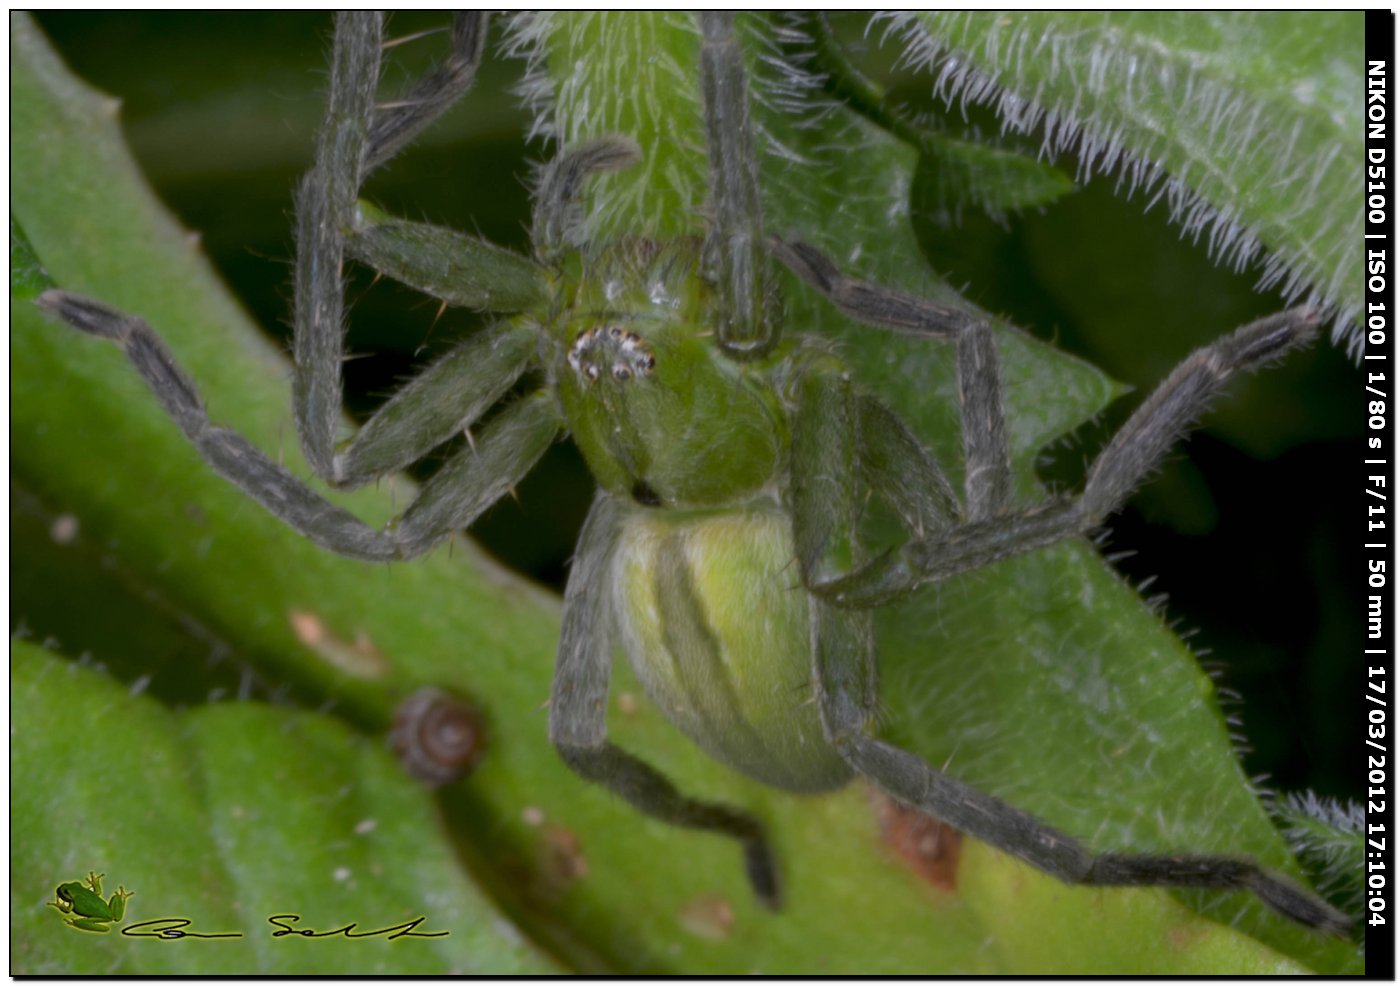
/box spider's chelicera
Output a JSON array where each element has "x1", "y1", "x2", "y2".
[{"x1": 39, "y1": 12, "x2": 1347, "y2": 934}]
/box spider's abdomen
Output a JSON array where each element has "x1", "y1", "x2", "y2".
[{"x1": 610, "y1": 499, "x2": 854, "y2": 792}]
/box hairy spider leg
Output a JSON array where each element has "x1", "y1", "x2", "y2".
[
  {"x1": 36, "y1": 292, "x2": 559, "y2": 562},
  {"x1": 293, "y1": 11, "x2": 384, "y2": 481},
  {"x1": 779, "y1": 255, "x2": 1343, "y2": 932},
  {"x1": 39, "y1": 13, "x2": 563, "y2": 561},
  {"x1": 699, "y1": 12, "x2": 779, "y2": 359},
  {"x1": 773, "y1": 239, "x2": 1320, "y2": 609},
  {"x1": 295, "y1": 12, "x2": 489, "y2": 481}
]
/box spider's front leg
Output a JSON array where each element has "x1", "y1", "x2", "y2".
[
  {"x1": 294, "y1": 11, "x2": 493, "y2": 482},
  {"x1": 549, "y1": 494, "x2": 781, "y2": 908},
  {"x1": 37, "y1": 291, "x2": 560, "y2": 562},
  {"x1": 787, "y1": 361, "x2": 1349, "y2": 935},
  {"x1": 39, "y1": 13, "x2": 565, "y2": 560},
  {"x1": 699, "y1": 11, "x2": 779, "y2": 358}
]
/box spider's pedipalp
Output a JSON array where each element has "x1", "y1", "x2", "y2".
[{"x1": 532, "y1": 136, "x2": 642, "y2": 257}]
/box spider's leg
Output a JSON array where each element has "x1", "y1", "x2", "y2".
[
  {"x1": 791, "y1": 356, "x2": 958, "y2": 596},
  {"x1": 700, "y1": 13, "x2": 778, "y2": 358},
  {"x1": 347, "y1": 213, "x2": 550, "y2": 316},
  {"x1": 790, "y1": 358, "x2": 862, "y2": 585},
  {"x1": 769, "y1": 236, "x2": 968, "y2": 338},
  {"x1": 333, "y1": 321, "x2": 537, "y2": 488},
  {"x1": 779, "y1": 238, "x2": 1320, "y2": 606},
  {"x1": 1079, "y1": 308, "x2": 1319, "y2": 523},
  {"x1": 770, "y1": 237, "x2": 1010, "y2": 519},
  {"x1": 294, "y1": 12, "x2": 382, "y2": 481},
  {"x1": 956, "y1": 319, "x2": 1012, "y2": 520},
  {"x1": 390, "y1": 392, "x2": 560, "y2": 558},
  {"x1": 854, "y1": 393, "x2": 959, "y2": 539},
  {"x1": 365, "y1": 12, "x2": 488, "y2": 175},
  {"x1": 807, "y1": 618, "x2": 1349, "y2": 933},
  {"x1": 37, "y1": 292, "x2": 560, "y2": 563},
  {"x1": 789, "y1": 362, "x2": 882, "y2": 728},
  {"x1": 550, "y1": 494, "x2": 781, "y2": 908},
  {"x1": 824, "y1": 501, "x2": 1081, "y2": 608}
]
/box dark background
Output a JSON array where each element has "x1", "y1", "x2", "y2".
[{"x1": 23, "y1": 12, "x2": 1363, "y2": 804}]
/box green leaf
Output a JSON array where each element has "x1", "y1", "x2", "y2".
[
  {"x1": 890, "y1": 11, "x2": 1364, "y2": 345},
  {"x1": 794, "y1": 12, "x2": 1077, "y2": 222},
  {"x1": 1276, "y1": 794, "x2": 1366, "y2": 921},
  {"x1": 12, "y1": 641, "x2": 561, "y2": 974},
  {"x1": 11, "y1": 215, "x2": 55, "y2": 298},
  {"x1": 12, "y1": 12, "x2": 1358, "y2": 974}
]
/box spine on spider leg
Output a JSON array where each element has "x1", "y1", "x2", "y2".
[{"x1": 1080, "y1": 307, "x2": 1319, "y2": 524}]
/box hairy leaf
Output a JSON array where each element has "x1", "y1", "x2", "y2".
[{"x1": 885, "y1": 12, "x2": 1363, "y2": 349}]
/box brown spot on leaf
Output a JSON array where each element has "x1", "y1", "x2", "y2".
[
  {"x1": 678, "y1": 893, "x2": 735, "y2": 940},
  {"x1": 1167, "y1": 921, "x2": 1208, "y2": 951},
  {"x1": 540, "y1": 824, "x2": 589, "y2": 892},
  {"x1": 874, "y1": 790, "x2": 962, "y2": 892},
  {"x1": 49, "y1": 513, "x2": 79, "y2": 544},
  {"x1": 288, "y1": 608, "x2": 389, "y2": 679}
]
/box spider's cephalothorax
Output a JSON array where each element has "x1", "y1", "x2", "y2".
[
  {"x1": 549, "y1": 238, "x2": 790, "y2": 512},
  {"x1": 38, "y1": 12, "x2": 1348, "y2": 935}
]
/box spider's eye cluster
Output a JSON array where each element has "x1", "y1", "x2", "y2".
[{"x1": 567, "y1": 324, "x2": 657, "y2": 383}]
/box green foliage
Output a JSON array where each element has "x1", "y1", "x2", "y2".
[
  {"x1": 11, "y1": 12, "x2": 1360, "y2": 974},
  {"x1": 1277, "y1": 795, "x2": 1367, "y2": 921},
  {"x1": 12, "y1": 642, "x2": 562, "y2": 973},
  {"x1": 891, "y1": 11, "x2": 1364, "y2": 345}
]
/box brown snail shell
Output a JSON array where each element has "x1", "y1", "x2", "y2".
[{"x1": 390, "y1": 687, "x2": 485, "y2": 787}]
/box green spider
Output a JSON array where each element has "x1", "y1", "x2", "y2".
[{"x1": 37, "y1": 12, "x2": 1346, "y2": 934}]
